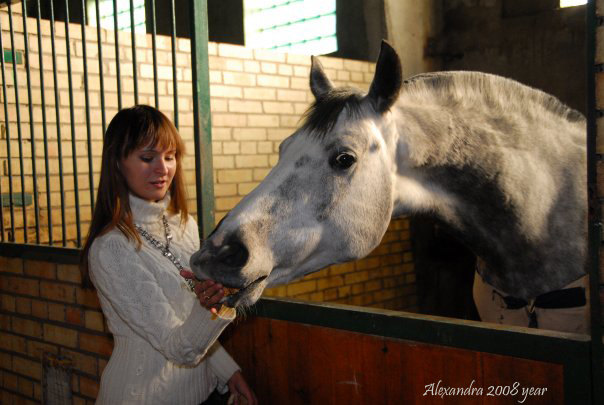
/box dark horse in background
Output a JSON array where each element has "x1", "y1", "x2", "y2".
[{"x1": 192, "y1": 41, "x2": 588, "y2": 334}]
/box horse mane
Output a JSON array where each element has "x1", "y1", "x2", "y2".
[
  {"x1": 300, "y1": 71, "x2": 583, "y2": 143},
  {"x1": 403, "y1": 71, "x2": 585, "y2": 123},
  {"x1": 300, "y1": 87, "x2": 366, "y2": 139}
]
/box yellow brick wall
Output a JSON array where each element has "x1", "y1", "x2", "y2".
[
  {"x1": 0, "y1": 258, "x2": 106, "y2": 404},
  {"x1": 0, "y1": 11, "x2": 378, "y2": 244},
  {"x1": 0, "y1": 10, "x2": 417, "y2": 404},
  {"x1": 0, "y1": 10, "x2": 416, "y2": 312}
]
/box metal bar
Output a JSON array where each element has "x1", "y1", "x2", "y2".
[
  {"x1": 81, "y1": 0, "x2": 95, "y2": 216},
  {"x1": 0, "y1": 78, "x2": 3, "y2": 243},
  {"x1": 0, "y1": 242, "x2": 80, "y2": 265},
  {"x1": 49, "y1": 0, "x2": 67, "y2": 246},
  {"x1": 21, "y1": 0, "x2": 40, "y2": 244},
  {"x1": 8, "y1": 2, "x2": 28, "y2": 243},
  {"x1": 190, "y1": 0, "x2": 215, "y2": 238},
  {"x1": 150, "y1": 0, "x2": 158, "y2": 107},
  {"x1": 130, "y1": 0, "x2": 138, "y2": 105},
  {"x1": 64, "y1": 0, "x2": 82, "y2": 247},
  {"x1": 36, "y1": 0, "x2": 53, "y2": 246},
  {"x1": 95, "y1": 0, "x2": 107, "y2": 135},
  {"x1": 113, "y1": 0, "x2": 122, "y2": 109},
  {"x1": 170, "y1": 0, "x2": 178, "y2": 128},
  {"x1": 586, "y1": 0, "x2": 604, "y2": 403},
  {"x1": 0, "y1": 15, "x2": 14, "y2": 241}
]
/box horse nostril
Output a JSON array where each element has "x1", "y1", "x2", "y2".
[
  {"x1": 216, "y1": 240, "x2": 249, "y2": 268},
  {"x1": 191, "y1": 250, "x2": 212, "y2": 268}
]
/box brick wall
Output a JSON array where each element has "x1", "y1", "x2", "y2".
[
  {"x1": 0, "y1": 9, "x2": 417, "y2": 309},
  {"x1": 0, "y1": 258, "x2": 107, "y2": 404},
  {"x1": 0, "y1": 10, "x2": 417, "y2": 403}
]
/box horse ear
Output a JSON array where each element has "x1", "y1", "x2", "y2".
[
  {"x1": 367, "y1": 40, "x2": 403, "y2": 113},
  {"x1": 310, "y1": 56, "x2": 334, "y2": 100}
]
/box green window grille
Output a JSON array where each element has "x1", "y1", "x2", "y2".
[{"x1": 244, "y1": 0, "x2": 337, "y2": 55}]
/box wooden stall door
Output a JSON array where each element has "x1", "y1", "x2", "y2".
[{"x1": 221, "y1": 317, "x2": 563, "y2": 405}]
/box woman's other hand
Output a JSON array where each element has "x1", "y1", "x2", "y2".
[
  {"x1": 227, "y1": 370, "x2": 257, "y2": 405},
  {"x1": 180, "y1": 269, "x2": 224, "y2": 315}
]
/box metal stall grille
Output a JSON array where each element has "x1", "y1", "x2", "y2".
[{"x1": 0, "y1": 0, "x2": 214, "y2": 254}]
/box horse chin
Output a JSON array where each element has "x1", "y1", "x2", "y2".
[{"x1": 221, "y1": 276, "x2": 268, "y2": 308}]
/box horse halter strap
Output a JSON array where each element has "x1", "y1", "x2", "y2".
[
  {"x1": 493, "y1": 287, "x2": 586, "y2": 328},
  {"x1": 135, "y1": 215, "x2": 196, "y2": 292}
]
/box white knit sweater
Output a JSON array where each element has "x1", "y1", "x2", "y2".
[{"x1": 89, "y1": 194, "x2": 239, "y2": 404}]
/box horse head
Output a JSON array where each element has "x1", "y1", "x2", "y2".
[{"x1": 190, "y1": 41, "x2": 404, "y2": 307}]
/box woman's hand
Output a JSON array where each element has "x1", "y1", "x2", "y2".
[
  {"x1": 227, "y1": 370, "x2": 257, "y2": 405},
  {"x1": 180, "y1": 269, "x2": 224, "y2": 315}
]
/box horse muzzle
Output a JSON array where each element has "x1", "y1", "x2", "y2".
[
  {"x1": 190, "y1": 235, "x2": 273, "y2": 307},
  {"x1": 190, "y1": 236, "x2": 249, "y2": 281}
]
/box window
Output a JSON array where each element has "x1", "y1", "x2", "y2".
[
  {"x1": 87, "y1": 0, "x2": 146, "y2": 33},
  {"x1": 560, "y1": 0, "x2": 587, "y2": 7},
  {"x1": 244, "y1": 0, "x2": 337, "y2": 55}
]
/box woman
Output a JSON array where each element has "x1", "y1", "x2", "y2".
[{"x1": 81, "y1": 105, "x2": 256, "y2": 404}]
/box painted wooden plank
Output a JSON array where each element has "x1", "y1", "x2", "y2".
[{"x1": 221, "y1": 317, "x2": 565, "y2": 404}]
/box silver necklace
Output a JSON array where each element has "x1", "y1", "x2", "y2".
[{"x1": 135, "y1": 215, "x2": 196, "y2": 292}]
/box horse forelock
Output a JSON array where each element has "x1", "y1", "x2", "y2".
[{"x1": 301, "y1": 87, "x2": 367, "y2": 139}]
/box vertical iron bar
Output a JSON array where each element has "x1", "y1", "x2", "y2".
[
  {"x1": 8, "y1": 2, "x2": 28, "y2": 243},
  {"x1": 113, "y1": 0, "x2": 122, "y2": 109},
  {"x1": 190, "y1": 0, "x2": 214, "y2": 238},
  {"x1": 22, "y1": 0, "x2": 41, "y2": 244},
  {"x1": 64, "y1": 0, "x2": 82, "y2": 246},
  {"x1": 586, "y1": 1, "x2": 604, "y2": 403},
  {"x1": 170, "y1": 0, "x2": 178, "y2": 128},
  {"x1": 36, "y1": 0, "x2": 53, "y2": 245},
  {"x1": 0, "y1": 31, "x2": 3, "y2": 243},
  {"x1": 150, "y1": 0, "x2": 158, "y2": 107},
  {"x1": 0, "y1": 16, "x2": 15, "y2": 241},
  {"x1": 130, "y1": 0, "x2": 138, "y2": 105},
  {"x1": 81, "y1": 0, "x2": 95, "y2": 217},
  {"x1": 49, "y1": 0, "x2": 67, "y2": 246},
  {"x1": 95, "y1": 0, "x2": 107, "y2": 135}
]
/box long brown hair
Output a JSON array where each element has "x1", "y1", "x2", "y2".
[{"x1": 80, "y1": 105, "x2": 188, "y2": 288}]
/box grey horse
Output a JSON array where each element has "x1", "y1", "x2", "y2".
[{"x1": 191, "y1": 41, "x2": 587, "y2": 332}]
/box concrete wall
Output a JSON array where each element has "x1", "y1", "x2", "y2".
[
  {"x1": 384, "y1": 0, "x2": 443, "y2": 77},
  {"x1": 440, "y1": 0, "x2": 586, "y2": 113}
]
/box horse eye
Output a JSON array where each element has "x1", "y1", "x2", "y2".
[{"x1": 331, "y1": 152, "x2": 357, "y2": 170}]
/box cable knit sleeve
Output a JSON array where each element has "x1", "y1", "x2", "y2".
[
  {"x1": 89, "y1": 233, "x2": 235, "y2": 366},
  {"x1": 205, "y1": 342, "x2": 240, "y2": 391}
]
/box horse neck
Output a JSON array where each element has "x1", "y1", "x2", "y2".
[
  {"x1": 387, "y1": 98, "x2": 587, "y2": 298},
  {"x1": 388, "y1": 104, "x2": 468, "y2": 224}
]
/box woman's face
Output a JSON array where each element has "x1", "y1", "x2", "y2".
[{"x1": 120, "y1": 144, "x2": 177, "y2": 201}]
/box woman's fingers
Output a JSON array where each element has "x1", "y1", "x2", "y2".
[
  {"x1": 194, "y1": 279, "x2": 224, "y2": 311},
  {"x1": 179, "y1": 269, "x2": 196, "y2": 279},
  {"x1": 177, "y1": 269, "x2": 225, "y2": 313}
]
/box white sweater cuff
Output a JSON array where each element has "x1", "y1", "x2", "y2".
[
  {"x1": 179, "y1": 303, "x2": 236, "y2": 362},
  {"x1": 208, "y1": 344, "x2": 241, "y2": 387}
]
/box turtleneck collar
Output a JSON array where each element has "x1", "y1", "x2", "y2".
[{"x1": 129, "y1": 193, "x2": 171, "y2": 225}]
